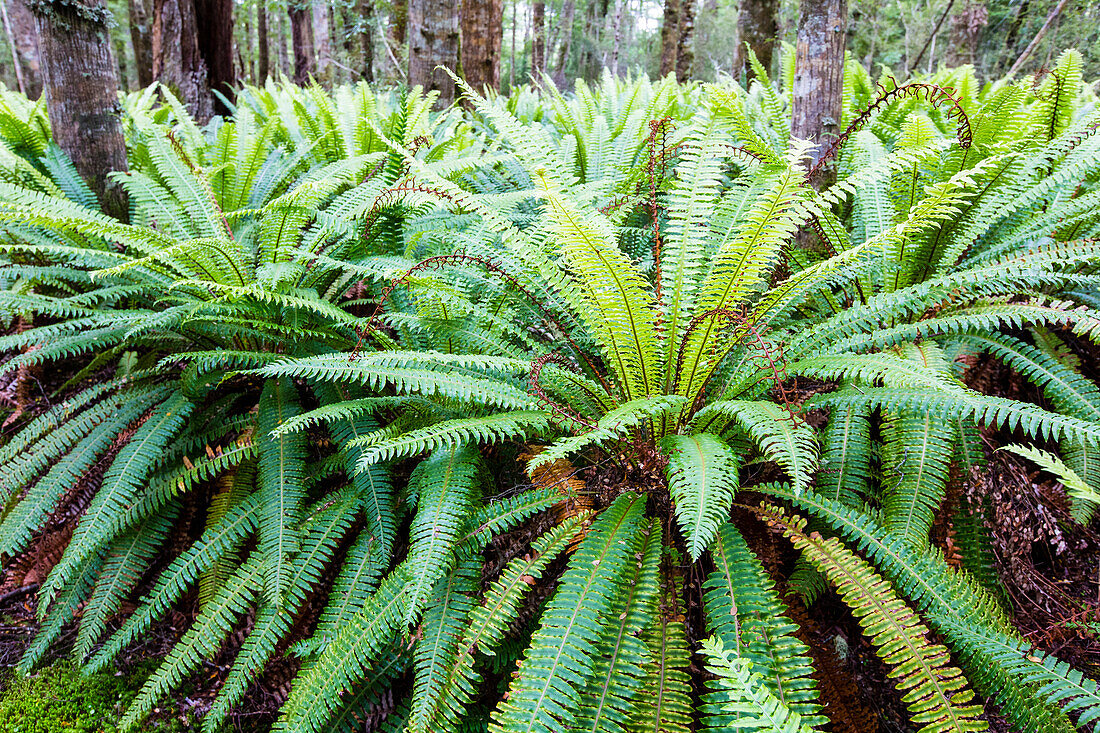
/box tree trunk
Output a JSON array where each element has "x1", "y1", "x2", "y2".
[
  {"x1": 461, "y1": 0, "x2": 502, "y2": 93},
  {"x1": 390, "y1": 0, "x2": 406, "y2": 43},
  {"x1": 311, "y1": 0, "x2": 331, "y2": 83},
  {"x1": 734, "y1": 0, "x2": 779, "y2": 79},
  {"x1": 31, "y1": 0, "x2": 128, "y2": 219},
  {"x1": 358, "y1": 0, "x2": 373, "y2": 81},
  {"x1": 658, "y1": 0, "x2": 680, "y2": 77},
  {"x1": 531, "y1": 1, "x2": 544, "y2": 78},
  {"x1": 242, "y1": 5, "x2": 254, "y2": 81},
  {"x1": 4, "y1": 0, "x2": 41, "y2": 97},
  {"x1": 274, "y1": 8, "x2": 287, "y2": 77},
  {"x1": 256, "y1": 0, "x2": 269, "y2": 81},
  {"x1": 152, "y1": 0, "x2": 213, "y2": 120},
  {"x1": 114, "y1": 32, "x2": 130, "y2": 89},
  {"x1": 407, "y1": 0, "x2": 459, "y2": 107},
  {"x1": 289, "y1": 2, "x2": 314, "y2": 83},
  {"x1": 790, "y1": 0, "x2": 847, "y2": 182},
  {"x1": 608, "y1": 0, "x2": 623, "y2": 76},
  {"x1": 675, "y1": 0, "x2": 695, "y2": 80},
  {"x1": 553, "y1": 0, "x2": 574, "y2": 87},
  {"x1": 193, "y1": 0, "x2": 233, "y2": 111},
  {"x1": 128, "y1": 0, "x2": 153, "y2": 87}
]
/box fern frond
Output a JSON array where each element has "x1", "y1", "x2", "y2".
[
  {"x1": 489, "y1": 492, "x2": 646, "y2": 733},
  {"x1": 660, "y1": 434, "x2": 739, "y2": 559},
  {"x1": 702, "y1": 524, "x2": 824, "y2": 730},
  {"x1": 763, "y1": 504, "x2": 987, "y2": 733},
  {"x1": 700, "y1": 637, "x2": 820, "y2": 733},
  {"x1": 689, "y1": 401, "x2": 818, "y2": 492}
]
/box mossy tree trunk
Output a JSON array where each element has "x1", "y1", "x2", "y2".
[
  {"x1": 194, "y1": 0, "x2": 233, "y2": 113},
  {"x1": 128, "y1": 0, "x2": 154, "y2": 87},
  {"x1": 31, "y1": 0, "x2": 128, "y2": 219},
  {"x1": 408, "y1": 0, "x2": 459, "y2": 107},
  {"x1": 532, "y1": 1, "x2": 545, "y2": 77},
  {"x1": 151, "y1": 0, "x2": 213, "y2": 120},
  {"x1": 733, "y1": 0, "x2": 779, "y2": 79},
  {"x1": 256, "y1": 0, "x2": 269, "y2": 81}
]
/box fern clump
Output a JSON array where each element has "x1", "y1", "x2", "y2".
[{"x1": 0, "y1": 60, "x2": 1098, "y2": 733}]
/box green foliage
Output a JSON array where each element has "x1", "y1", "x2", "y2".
[{"x1": 0, "y1": 61, "x2": 1098, "y2": 733}]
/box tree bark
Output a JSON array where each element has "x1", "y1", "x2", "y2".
[
  {"x1": 193, "y1": 0, "x2": 233, "y2": 112},
  {"x1": 733, "y1": 0, "x2": 779, "y2": 79},
  {"x1": 289, "y1": 1, "x2": 314, "y2": 83},
  {"x1": 791, "y1": 0, "x2": 847, "y2": 182},
  {"x1": 389, "y1": 0, "x2": 406, "y2": 43},
  {"x1": 274, "y1": 7, "x2": 287, "y2": 77},
  {"x1": 311, "y1": 0, "x2": 331, "y2": 83},
  {"x1": 4, "y1": 0, "x2": 41, "y2": 97},
  {"x1": 531, "y1": 1, "x2": 544, "y2": 78},
  {"x1": 256, "y1": 0, "x2": 269, "y2": 81},
  {"x1": 152, "y1": 0, "x2": 213, "y2": 120},
  {"x1": 128, "y1": 0, "x2": 153, "y2": 87},
  {"x1": 460, "y1": 0, "x2": 502, "y2": 93},
  {"x1": 357, "y1": 0, "x2": 373, "y2": 81},
  {"x1": 553, "y1": 0, "x2": 574, "y2": 87},
  {"x1": 658, "y1": 0, "x2": 680, "y2": 77},
  {"x1": 407, "y1": 0, "x2": 459, "y2": 107},
  {"x1": 31, "y1": 0, "x2": 128, "y2": 219},
  {"x1": 608, "y1": 0, "x2": 623, "y2": 76},
  {"x1": 675, "y1": 0, "x2": 696, "y2": 80}
]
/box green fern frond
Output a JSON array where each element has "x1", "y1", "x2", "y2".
[
  {"x1": 660, "y1": 434, "x2": 739, "y2": 559},
  {"x1": 702, "y1": 523, "x2": 824, "y2": 730},
  {"x1": 700, "y1": 637, "x2": 819, "y2": 733},
  {"x1": 489, "y1": 492, "x2": 646, "y2": 733},
  {"x1": 763, "y1": 504, "x2": 988, "y2": 733},
  {"x1": 689, "y1": 401, "x2": 818, "y2": 492}
]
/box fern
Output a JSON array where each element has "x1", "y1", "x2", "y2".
[
  {"x1": 700, "y1": 637, "x2": 819, "y2": 733},
  {"x1": 661, "y1": 434, "x2": 740, "y2": 559},
  {"x1": 763, "y1": 504, "x2": 988, "y2": 733}
]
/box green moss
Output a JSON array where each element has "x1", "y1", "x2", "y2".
[{"x1": 0, "y1": 662, "x2": 188, "y2": 732}]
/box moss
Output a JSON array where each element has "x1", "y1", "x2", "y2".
[{"x1": 0, "y1": 661, "x2": 188, "y2": 732}]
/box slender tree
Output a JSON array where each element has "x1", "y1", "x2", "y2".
[
  {"x1": 733, "y1": 0, "x2": 779, "y2": 78},
  {"x1": 553, "y1": 0, "x2": 575, "y2": 87},
  {"x1": 407, "y1": 0, "x2": 459, "y2": 106},
  {"x1": 658, "y1": 0, "x2": 681, "y2": 77},
  {"x1": 791, "y1": 0, "x2": 846, "y2": 208},
  {"x1": 257, "y1": 0, "x2": 269, "y2": 81},
  {"x1": 3, "y1": 0, "x2": 42, "y2": 97},
  {"x1": 532, "y1": 0, "x2": 545, "y2": 78},
  {"x1": 289, "y1": 0, "x2": 315, "y2": 83},
  {"x1": 461, "y1": 0, "x2": 503, "y2": 93},
  {"x1": 675, "y1": 0, "x2": 696, "y2": 80},
  {"x1": 359, "y1": 0, "x2": 374, "y2": 81},
  {"x1": 128, "y1": 0, "x2": 154, "y2": 87},
  {"x1": 608, "y1": 0, "x2": 624, "y2": 76},
  {"x1": 275, "y1": 6, "x2": 288, "y2": 77},
  {"x1": 312, "y1": 0, "x2": 332, "y2": 83},
  {"x1": 30, "y1": 0, "x2": 128, "y2": 218}
]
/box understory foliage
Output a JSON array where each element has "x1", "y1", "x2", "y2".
[{"x1": 0, "y1": 54, "x2": 1098, "y2": 732}]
